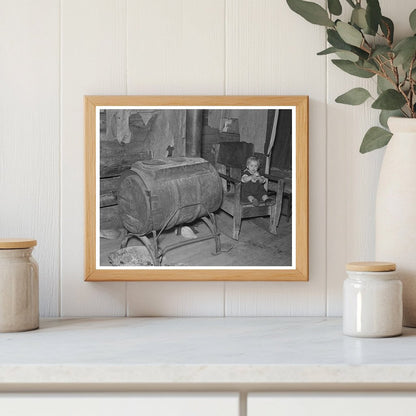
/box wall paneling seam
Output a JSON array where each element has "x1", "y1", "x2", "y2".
[
  {"x1": 224, "y1": 0, "x2": 228, "y2": 96},
  {"x1": 125, "y1": 0, "x2": 129, "y2": 98},
  {"x1": 59, "y1": 0, "x2": 63, "y2": 317},
  {"x1": 324, "y1": 2, "x2": 329, "y2": 318},
  {"x1": 324, "y1": 52, "x2": 329, "y2": 317}
]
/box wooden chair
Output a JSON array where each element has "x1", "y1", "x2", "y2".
[
  {"x1": 213, "y1": 142, "x2": 285, "y2": 240},
  {"x1": 266, "y1": 168, "x2": 292, "y2": 222}
]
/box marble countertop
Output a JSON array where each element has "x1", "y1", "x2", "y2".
[{"x1": 1, "y1": 317, "x2": 416, "y2": 388}]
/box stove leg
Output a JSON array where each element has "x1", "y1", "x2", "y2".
[
  {"x1": 120, "y1": 234, "x2": 132, "y2": 249},
  {"x1": 201, "y1": 214, "x2": 221, "y2": 254},
  {"x1": 211, "y1": 214, "x2": 221, "y2": 254},
  {"x1": 151, "y1": 230, "x2": 161, "y2": 266},
  {"x1": 120, "y1": 233, "x2": 159, "y2": 266},
  {"x1": 138, "y1": 235, "x2": 159, "y2": 267}
]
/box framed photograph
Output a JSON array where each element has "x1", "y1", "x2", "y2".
[{"x1": 85, "y1": 96, "x2": 308, "y2": 281}]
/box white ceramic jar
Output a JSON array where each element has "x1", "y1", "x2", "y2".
[
  {"x1": 0, "y1": 239, "x2": 39, "y2": 332},
  {"x1": 343, "y1": 262, "x2": 402, "y2": 338}
]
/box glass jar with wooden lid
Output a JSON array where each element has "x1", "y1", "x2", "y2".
[
  {"x1": 343, "y1": 261, "x2": 402, "y2": 338},
  {"x1": 0, "y1": 239, "x2": 39, "y2": 332}
]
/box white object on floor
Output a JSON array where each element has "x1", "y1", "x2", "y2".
[{"x1": 180, "y1": 226, "x2": 197, "y2": 239}]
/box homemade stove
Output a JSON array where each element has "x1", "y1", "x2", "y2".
[{"x1": 117, "y1": 157, "x2": 223, "y2": 266}]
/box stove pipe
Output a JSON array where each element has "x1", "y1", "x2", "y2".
[{"x1": 185, "y1": 109, "x2": 203, "y2": 157}]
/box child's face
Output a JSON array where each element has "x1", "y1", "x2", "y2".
[{"x1": 247, "y1": 160, "x2": 259, "y2": 173}]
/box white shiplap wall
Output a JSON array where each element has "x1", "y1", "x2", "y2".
[
  {"x1": 1, "y1": 0, "x2": 413, "y2": 317},
  {"x1": 0, "y1": 1, "x2": 61, "y2": 316},
  {"x1": 61, "y1": 0, "x2": 127, "y2": 316}
]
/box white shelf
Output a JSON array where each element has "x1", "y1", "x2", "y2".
[{"x1": 1, "y1": 317, "x2": 415, "y2": 388}]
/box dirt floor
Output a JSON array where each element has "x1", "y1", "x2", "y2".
[{"x1": 100, "y1": 211, "x2": 292, "y2": 267}]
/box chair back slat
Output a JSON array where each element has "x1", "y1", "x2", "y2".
[{"x1": 217, "y1": 141, "x2": 254, "y2": 169}]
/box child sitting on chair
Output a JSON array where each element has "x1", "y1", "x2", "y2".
[{"x1": 241, "y1": 156, "x2": 273, "y2": 206}]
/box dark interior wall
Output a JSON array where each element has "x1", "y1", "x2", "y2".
[
  {"x1": 100, "y1": 109, "x2": 187, "y2": 178},
  {"x1": 201, "y1": 110, "x2": 220, "y2": 164},
  {"x1": 265, "y1": 109, "x2": 292, "y2": 171},
  {"x1": 201, "y1": 110, "x2": 240, "y2": 164},
  {"x1": 100, "y1": 109, "x2": 187, "y2": 230}
]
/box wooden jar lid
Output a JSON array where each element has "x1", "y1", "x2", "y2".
[
  {"x1": 346, "y1": 261, "x2": 396, "y2": 272},
  {"x1": 0, "y1": 239, "x2": 37, "y2": 249}
]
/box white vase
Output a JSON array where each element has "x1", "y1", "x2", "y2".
[{"x1": 375, "y1": 117, "x2": 416, "y2": 327}]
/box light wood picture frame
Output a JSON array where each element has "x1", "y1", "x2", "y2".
[{"x1": 85, "y1": 96, "x2": 308, "y2": 281}]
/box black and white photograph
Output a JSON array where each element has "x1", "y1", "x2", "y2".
[{"x1": 97, "y1": 106, "x2": 294, "y2": 269}]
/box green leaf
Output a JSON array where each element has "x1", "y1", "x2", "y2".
[
  {"x1": 366, "y1": 0, "x2": 382, "y2": 35},
  {"x1": 410, "y1": 9, "x2": 416, "y2": 32},
  {"x1": 348, "y1": 46, "x2": 368, "y2": 60},
  {"x1": 336, "y1": 21, "x2": 363, "y2": 47},
  {"x1": 377, "y1": 75, "x2": 393, "y2": 94},
  {"x1": 327, "y1": 29, "x2": 369, "y2": 59},
  {"x1": 372, "y1": 89, "x2": 407, "y2": 110},
  {"x1": 335, "y1": 50, "x2": 359, "y2": 62},
  {"x1": 376, "y1": 67, "x2": 404, "y2": 95},
  {"x1": 287, "y1": 0, "x2": 334, "y2": 27},
  {"x1": 362, "y1": 59, "x2": 379, "y2": 72},
  {"x1": 335, "y1": 87, "x2": 371, "y2": 105},
  {"x1": 380, "y1": 16, "x2": 394, "y2": 44},
  {"x1": 360, "y1": 127, "x2": 392, "y2": 153},
  {"x1": 332, "y1": 59, "x2": 375, "y2": 78},
  {"x1": 317, "y1": 47, "x2": 338, "y2": 55},
  {"x1": 371, "y1": 46, "x2": 392, "y2": 70},
  {"x1": 327, "y1": 29, "x2": 348, "y2": 48},
  {"x1": 317, "y1": 46, "x2": 358, "y2": 61},
  {"x1": 394, "y1": 36, "x2": 416, "y2": 70},
  {"x1": 379, "y1": 110, "x2": 402, "y2": 129},
  {"x1": 371, "y1": 46, "x2": 392, "y2": 58},
  {"x1": 328, "y1": 0, "x2": 342, "y2": 16},
  {"x1": 351, "y1": 7, "x2": 368, "y2": 32}
]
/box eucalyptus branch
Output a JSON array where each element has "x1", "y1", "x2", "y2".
[
  {"x1": 378, "y1": 22, "x2": 393, "y2": 48},
  {"x1": 375, "y1": 58, "x2": 399, "y2": 89},
  {"x1": 391, "y1": 59, "x2": 400, "y2": 86},
  {"x1": 358, "y1": 65, "x2": 383, "y2": 78},
  {"x1": 398, "y1": 83, "x2": 412, "y2": 116},
  {"x1": 374, "y1": 56, "x2": 385, "y2": 73},
  {"x1": 409, "y1": 56, "x2": 416, "y2": 117},
  {"x1": 287, "y1": 0, "x2": 416, "y2": 151},
  {"x1": 362, "y1": 37, "x2": 373, "y2": 53}
]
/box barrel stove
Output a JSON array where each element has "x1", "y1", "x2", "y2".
[{"x1": 117, "y1": 157, "x2": 223, "y2": 265}]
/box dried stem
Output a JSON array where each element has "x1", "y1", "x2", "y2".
[{"x1": 409, "y1": 56, "x2": 416, "y2": 117}]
